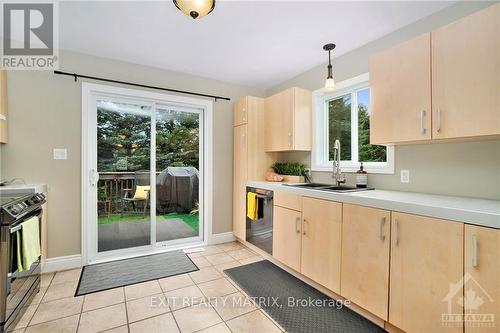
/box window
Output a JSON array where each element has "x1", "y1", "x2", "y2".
[{"x1": 312, "y1": 73, "x2": 394, "y2": 174}]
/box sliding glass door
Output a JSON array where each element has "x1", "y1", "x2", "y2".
[
  {"x1": 155, "y1": 106, "x2": 202, "y2": 246},
  {"x1": 85, "y1": 85, "x2": 206, "y2": 263}
]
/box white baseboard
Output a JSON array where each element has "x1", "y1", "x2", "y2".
[
  {"x1": 43, "y1": 254, "x2": 82, "y2": 273},
  {"x1": 209, "y1": 232, "x2": 236, "y2": 245}
]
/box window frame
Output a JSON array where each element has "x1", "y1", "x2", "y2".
[{"x1": 311, "y1": 73, "x2": 394, "y2": 174}]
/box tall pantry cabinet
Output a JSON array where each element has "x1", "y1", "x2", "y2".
[{"x1": 233, "y1": 96, "x2": 275, "y2": 240}]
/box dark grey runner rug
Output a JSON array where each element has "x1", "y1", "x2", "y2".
[
  {"x1": 76, "y1": 250, "x2": 198, "y2": 296},
  {"x1": 225, "y1": 260, "x2": 386, "y2": 333}
]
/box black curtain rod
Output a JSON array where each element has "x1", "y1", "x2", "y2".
[{"x1": 53, "y1": 70, "x2": 231, "y2": 101}]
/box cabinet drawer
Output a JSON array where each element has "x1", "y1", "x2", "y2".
[{"x1": 274, "y1": 192, "x2": 302, "y2": 211}]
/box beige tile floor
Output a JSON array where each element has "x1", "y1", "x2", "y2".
[{"x1": 10, "y1": 242, "x2": 286, "y2": 333}]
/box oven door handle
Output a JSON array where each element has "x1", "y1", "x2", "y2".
[{"x1": 9, "y1": 209, "x2": 42, "y2": 234}]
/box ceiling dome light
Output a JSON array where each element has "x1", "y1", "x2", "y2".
[
  {"x1": 173, "y1": 0, "x2": 215, "y2": 19},
  {"x1": 323, "y1": 43, "x2": 336, "y2": 92}
]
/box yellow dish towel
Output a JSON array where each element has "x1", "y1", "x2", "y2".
[
  {"x1": 16, "y1": 216, "x2": 40, "y2": 272},
  {"x1": 247, "y1": 192, "x2": 259, "y2": 221}
]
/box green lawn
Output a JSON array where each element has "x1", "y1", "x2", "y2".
[{"x1": 98, "y1": 212, "x2": 199, "y2": 232}]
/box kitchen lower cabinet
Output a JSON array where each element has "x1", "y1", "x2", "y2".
[
  {"x1": 301, "y1": 197, "x2": 342, "y2": 293},
  {"x1": 389, "y1": 212, "x2": 463, "y2": 333},
  {"x1": 273, "y1": 206, "x2": 302, "y2": 272},
  {"x1": 464, "y1": 225, "x2": 500, "y2": 333},
  {"x1": 341, "y1": 204, "x2": 391, "y2": 320}
]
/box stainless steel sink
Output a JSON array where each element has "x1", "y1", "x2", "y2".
[
  {"x1": 284, "y1": 183, "x2": 331, "y2": 188},
  {"x1": 284, "y1": 183, "x2": 374, "y2": 192}
]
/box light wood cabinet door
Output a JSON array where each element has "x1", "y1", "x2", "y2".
[
  {"x1": 273, "y1": 206, "x2": 302, "y2": 272},
  {"x1": 232, "y1": 124, "x2": 247, "y2": 240},
  {"x1": 370, "y1": 33, "x2": 432, "y2": 144},
  {"x1": 389, "y1": 212, "x2": 463, "y2": 333},
  {"x1": 301, "y1": 197, "x2": 342, "y2": 293},
  {"x1": 464, "y1": 225, "x2": 500, "y2": 333},
  {"x1": 274, "y1": 191, "x2": 302, "y2": 211},
  {"x1": 292, "y1": 88, "x2": 312, "y2": 151},
  {"x1": 264, "y1": 87, "x2": 311, "y2": 152},
  {"x1": 265, "y1": 88, "x2": 294, "y2": 151},
  {"x1": 0, "y1": 69, "x2": 7, "y2": 144},
  {"x1": 341, "y1": 204, "x2": 390, "y2": 320},
  {"x1": 431, "y1": 4, "x2": 500, "y2": 139},
  {"x1": 233, "y1": 97, "x2": 248, "y2": 127}
]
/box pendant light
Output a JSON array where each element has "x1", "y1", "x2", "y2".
[
  {"x1": 323, "y1": 43, "x2": 336, "y2": 92},
  {"x1": 173, "y1": 0, "x2": 215, "y2": 19}
]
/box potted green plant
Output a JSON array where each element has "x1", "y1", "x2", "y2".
[{"x1": 271, "y1": 162, "x2": 309, "y2": 183}]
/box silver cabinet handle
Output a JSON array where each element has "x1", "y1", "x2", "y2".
[
  {"x1": 302, "y1": 218, "x2": 307, "y2": 235},
  {"x1": 472, "y1": 235, "x2": 478, "y2": 268},
  {"x1": 436, "y1": 108, "x2": 442, "y2": 133},
  {"x1": 379, "y1": 217, "x2": 386, "y2": 241},
  {"x1": 420, "y1": 110, "x2": 426, "y2": 134},
  {"x1": 241, "y1": 133, "x2": 246, "y2": 147},
  {"x1": 242, "y1": 108, "x2": 246, "y2": 122},
  {"x1": 288, "y1": 133, "x2": 292, "y2": 148},
  {"x1": 394, "y1": 219, "x2": 399, "y2": 246},
  {"x1": 295, "y1": 217, "x2": 301, "y2": 234}
]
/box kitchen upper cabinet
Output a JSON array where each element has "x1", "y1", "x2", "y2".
[
  {"x1": 0, "y1": 69, "x2": 7, "y2": 144},
  {"x1": 264, "y1": 87, "x2": 312, "y2": 152},
  {"x1": 464, "y1": 225, "x2": 500, "y2": 333},
  {"x1": 233, "y1": 96, "x2": 248, "y2": 126},
  {"x1": 273, "y1": 205, "x2": 302, "y2": 272},
  {"x1": 233, "y1": 96, "x2": 276, "y2": 240},
  {"x1": 233, "y1": 124, "x2": 247, "y2": 240},
  {"x1": 301, "y1": 197, "x2": 342, "y2": 293},
  {"x1": 432, "y1": 3, "x2": 500, "y2": 140},
  {"x1": 341, "y1": 204, "x2": 391, "y2": 321},
  {"x1": 370, "y1": 33, "x2": 432, "y2": 144},
  {"x1": 389, "y1": 212, "x2": 463, "y2": 333}
]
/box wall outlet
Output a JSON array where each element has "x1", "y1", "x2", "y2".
[
  {"x1": 53, "y1": 148, "x2": 67, "y2": 160},
  {"x1": 400, "y1": 170, "x2": 410, "y2": 183}
]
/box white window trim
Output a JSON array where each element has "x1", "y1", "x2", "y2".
[{"x1": 311, "y1": 73, "x2": 394, "y2": 174}]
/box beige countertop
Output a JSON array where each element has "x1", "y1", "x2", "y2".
[{"x1": 247, "y1": 180, "x2": 500, "y2": 229}]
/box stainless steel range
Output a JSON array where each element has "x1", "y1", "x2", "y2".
[{"x1": 0, "y1": 193, "x2": 45, "y2": 333}]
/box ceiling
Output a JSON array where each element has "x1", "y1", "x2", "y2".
[{"x1": 59, "y1": 1, "x2": 454, "y2": 88}]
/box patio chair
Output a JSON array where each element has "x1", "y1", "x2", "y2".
[{"x1": 121, "y1": 171, "x2": 150, "y2": 217}]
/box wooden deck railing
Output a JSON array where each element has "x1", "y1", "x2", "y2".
[{"x1": 97, "y1": 172, "x2": 160, "y2": 214}]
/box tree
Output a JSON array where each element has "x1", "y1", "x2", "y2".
[
  {"x1": 358, "y1": 105, "x2": 386, "y2": 162},
  {"x1": 97, "y1": 108, "x2": 199, "y2": 173}
]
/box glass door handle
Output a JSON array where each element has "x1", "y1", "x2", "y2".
[{"x1": 90, "y1": 169, "x2": 99, "y2": 187}]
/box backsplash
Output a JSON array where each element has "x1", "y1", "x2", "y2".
[{"x1": 277, "y1": 139, "x2": 500, "y2": 201}]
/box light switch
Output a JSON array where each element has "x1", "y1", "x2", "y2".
[
  {"x1": 53, "y1": 148, "x2": 67, "y2": 160},
  {"x1": 400, "y1": 170, "x2": 410, "y2": 183}
]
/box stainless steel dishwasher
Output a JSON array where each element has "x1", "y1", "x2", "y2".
[{"x1": 245, "y1": 187, "x2": 273, "y2": 255}]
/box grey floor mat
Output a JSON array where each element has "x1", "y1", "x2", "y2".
[
  {"x1": 225, "y1": 260, "x2": 386, "y2": 333},
  {"x1": 76, "y1": 250, "x2": 198, "y2": 296}
]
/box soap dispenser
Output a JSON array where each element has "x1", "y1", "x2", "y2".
[{"x1": 356, "y1": 163, "x2": 368, "y2": 188}]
